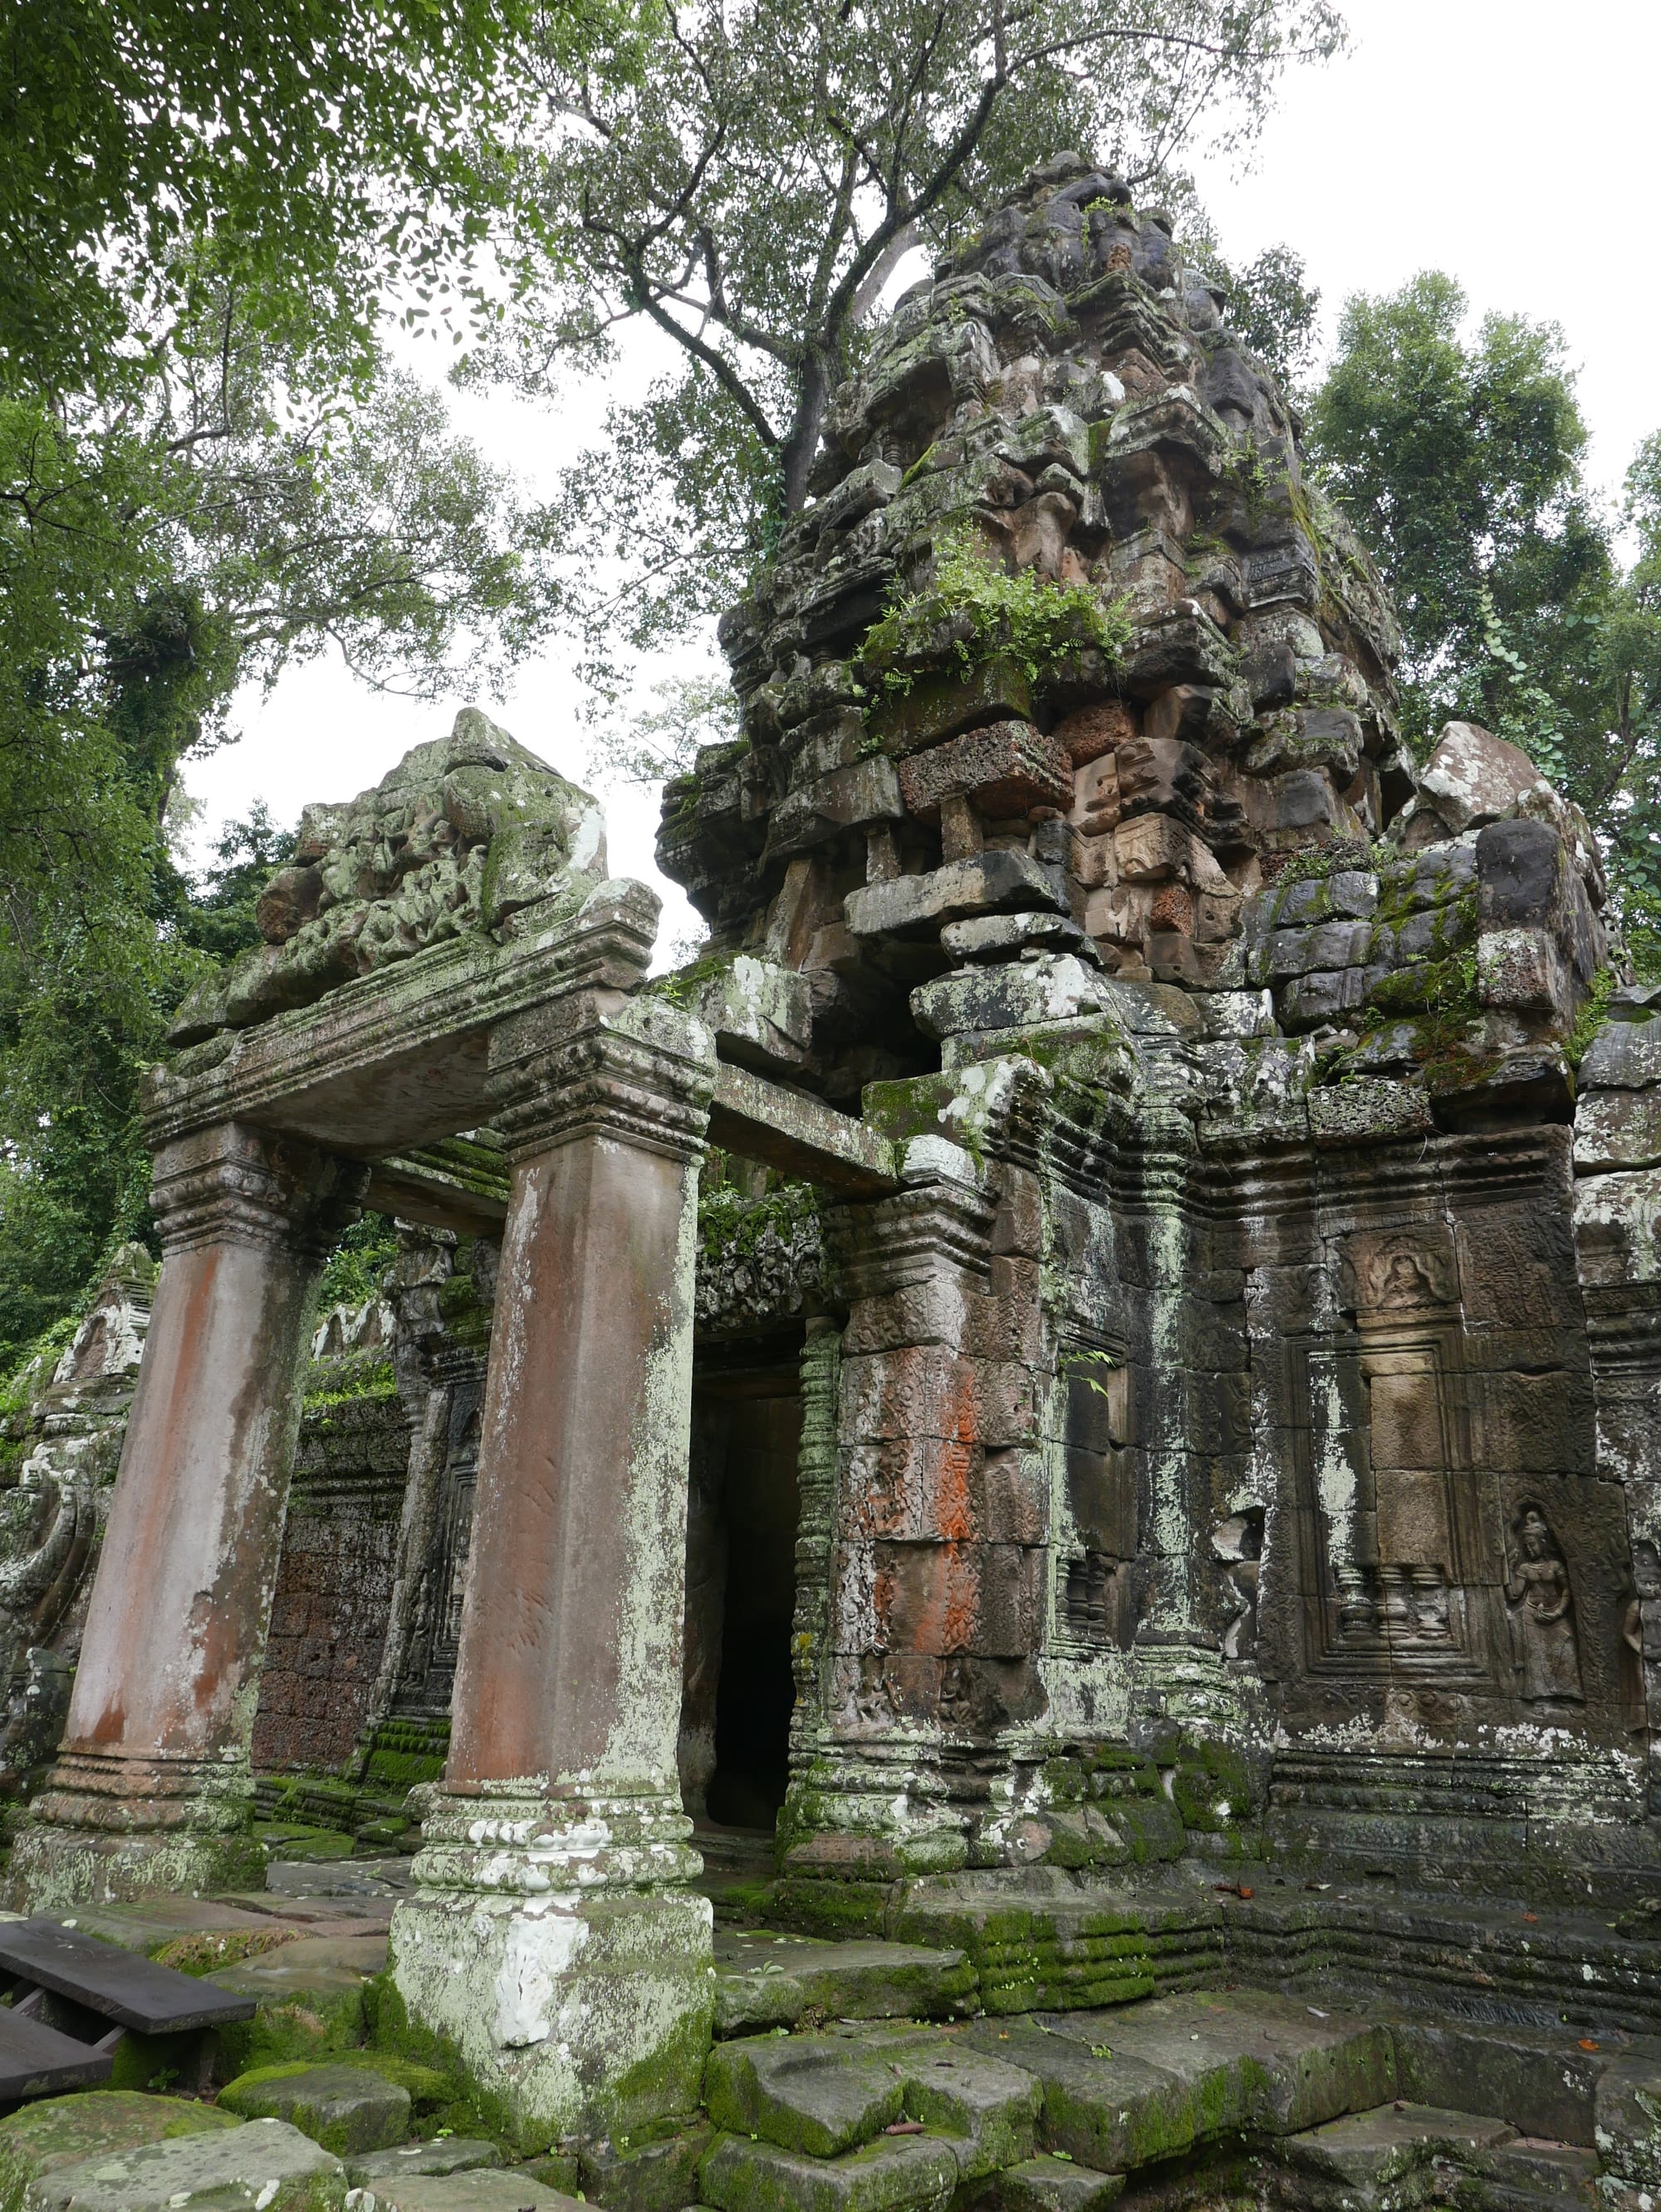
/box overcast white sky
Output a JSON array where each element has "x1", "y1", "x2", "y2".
[{"x1": 183, "y1": 0, "x2": 1661, "y2": 957}]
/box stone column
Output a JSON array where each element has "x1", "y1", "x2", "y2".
[
  {"x1": 12, "y1": 1122, "x2": 362, "y2": 1907},
  {"x1": 390, "y1": 992, "x2": 714, "y2": 2151}
]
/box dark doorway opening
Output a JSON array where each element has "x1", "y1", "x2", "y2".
[{"x1": 680, "y1": 1378, "x2": 801, "y2": 1837}]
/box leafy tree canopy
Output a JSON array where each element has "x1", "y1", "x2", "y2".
[
  {"x1": 0, "y1": 0, "x2": 575, "y2": 400},
  {"x1": 1307, "y1": 271, "x2": 1661, "y2": 966},
  {"x1": 473, "y1": 0, "x2": 1347, "y2": 692},
  {"x1": 0, "y1": 0, "x2": 595, "y2": 1371}
]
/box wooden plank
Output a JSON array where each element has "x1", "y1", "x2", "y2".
[
  {"x1": 708, "y1": 1063, "x2": 899, "y2": 1198},
  {"x1": 0, "y1": 1920, "x2": 257, "y2": 2034},
  {"x1": 0, "y1": 2006, "x2": 113, "y2": 2100}
]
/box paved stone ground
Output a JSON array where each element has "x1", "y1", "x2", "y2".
[{"x1": 0, "y1": 1856, "x2": 1654, "y2": 2212}]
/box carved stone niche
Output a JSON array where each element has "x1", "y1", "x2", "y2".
[
  {"x1": 1054, "y1": 1344, "x2": 1136, "y2": 1652},
  {"x1": 394, "y1": 1369, "x2": 483, "y2": 1721},
  {"x1": 1285, "y1": 1225, "x2": 1502, "y2": 1700},
  {"x1": 1342, "y1": 1224, "x2": 1460, "y2": 1322}
]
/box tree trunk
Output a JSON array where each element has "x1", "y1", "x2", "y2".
[{"x1": 781, "y1": 351, "x2": 835, "y2": 513}]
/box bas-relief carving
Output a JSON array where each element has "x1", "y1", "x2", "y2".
[
  {"x1": 0, "y1": 1248, "x2": 155, "y2": 1790},
  {"x1": 1263, "y1": 1203, "x2": 1651, "y2": 1757},
  {"x1": 1213, "y1": 1508, "x2": 1263, "y2": 1660},
  {"x1": 1347, "y1": 1226, "x2": 1459, "y2": 1319},
  {"x1": 168, "y1": 711, "x2": 608, "y2": 1047},
  {"x1": 1506, "y1": 1505, "x2": 1584, "y2": 1703}
]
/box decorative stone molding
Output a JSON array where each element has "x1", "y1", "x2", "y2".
[{"x1": 149, "y1": 1121, "x2": 367, "y2": 1258}]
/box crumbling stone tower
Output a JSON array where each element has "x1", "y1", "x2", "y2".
[{"x1": 656, "y1": 152, "x2": 1649, "y2": 1911}]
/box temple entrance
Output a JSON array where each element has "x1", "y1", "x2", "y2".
[{"x1": 680, "y1": 1371, "x2": 801, "y2": 1838}]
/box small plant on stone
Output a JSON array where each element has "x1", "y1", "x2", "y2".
[
  {"x1": 1565, "y1": 965, "x2": 1616, "y2": 1070},
  {"x1": 864, "y1": 526, "x2": 1129, "y2": 695}
]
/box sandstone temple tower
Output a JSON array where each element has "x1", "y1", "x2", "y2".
[{"x1": 2, "y1": 157, "x2": 1659, "y2": 2158}]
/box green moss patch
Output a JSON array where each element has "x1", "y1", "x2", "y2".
[{"x1": 0, "y1": 2092, "x2": 239, "y2": 2212}]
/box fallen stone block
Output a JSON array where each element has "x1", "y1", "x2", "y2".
[
  {"x1": 344, "y1": 2143, "x2": 502, "y2": 2188},
  {"x1": 1387, "y1": 2014, "x2": 1605, "y2": 2146},
  {"x1": 24, "y1": 2116, "x2": 345, "y2": 2212},
  {"x1": 0, "y1": 2094, "x2": 241, "y2": 2212},
  {"x1": 698, "y1": 2129, "x2": 958, "y2": 2212},
  {"x1": 704, "y1": 2036, "x2": 904, "y2": 2156},
  {"x1": 1278, "y1": 2101, "x2": 1515, "y2": 2193},
  {"x1": 1047, "y1": 1991, "x2": 1394, "y2": 2136},
  {"x1": 577, "y1": 2122, "x2": 712, "y2": 2212},
  {"x1": 712, "y1": 1935, "x2": 974, "y2": 2036},
  {"x1": 218, "y1": 2062, "x2": 413, "y2": 2156},
  {"x1": 889, "y1": 2041, "x2": 1042, "y2": 2177},
  {"x1": 958, "y1": 2155, "x2": 1124, "y2": 2210},
  {"x1": 1595, "y1": 2055, "x2": 1661, "y2": 2190},
  {"x1": 959, "y1": 2022, "x2": 1203, "y2": 2171},
  {"x1": 342, "y1": 2176, "x2": 580, "y2": 2212}
]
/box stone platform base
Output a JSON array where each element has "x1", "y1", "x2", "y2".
[
  {"x1": 7, "y1": 1819, "x2": 265, "y2": 1911},
  {"x1": 389, "y1": 1882, "x2": 714, "y2": 2148}
]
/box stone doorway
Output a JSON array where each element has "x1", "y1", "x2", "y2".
[{"x1": 681, "y1": 1373, "x2": 801, "y2": 1841}]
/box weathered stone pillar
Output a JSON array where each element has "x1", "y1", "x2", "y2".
[
  {"x1": 390, "y1": 992, "x2": 714, "y2": 2149},
  {"x1": 12, "y1": 1123, "x2": 362, "y2": 1906}
]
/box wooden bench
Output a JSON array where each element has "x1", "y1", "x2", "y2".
[
  {"x1": 0, "y1": 1918, "x2": 258, "y2": 2038},
  {"x1": 0, "y1": 2006, "x2": 113, "y2": 2103}
]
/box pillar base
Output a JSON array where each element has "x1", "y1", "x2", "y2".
[
  {"x1": 8, "y1": 1748, "x2": 263, "y2": 1909},
  {"x1": 389, "y1": 1784, "x2": 713, "y2": 2148}
]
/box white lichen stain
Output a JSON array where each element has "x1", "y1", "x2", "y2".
[{"x1": 494, "y1": 1905, "x2": 588, "y2": 2046}]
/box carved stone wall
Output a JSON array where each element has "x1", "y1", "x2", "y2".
[{"x1": 250, "y1": 1302, "x2": 409, "y2": 1773}]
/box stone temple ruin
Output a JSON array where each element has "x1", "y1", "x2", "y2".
[{"x1": 5, "y1": 151, "x2": 1661, "y2": 2208}]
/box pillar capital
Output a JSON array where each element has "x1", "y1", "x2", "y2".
[
  {"x1": 486, "y1": 990, "x2": 715, "y2": 1164},
  {"x1": 149, "y1": 1121, "x2": 366, "y2": 1258}
]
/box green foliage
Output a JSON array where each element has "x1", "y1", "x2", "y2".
[
  {"x1": 301, "y1": 1359, "x2": 399, "y2": 1419},
  {"x1": 598, "y1": 674, "x2": 742, "y2": 790},
  {"x1": 1565, "y1": 968, "x2": 1618, "y2": 1072},
  {"x1": 0, "y1": 0, "x2": 597, "y2": 1373},
  {"x1": 2, "y1": 0, "x2": 552, "y2": 401},
  {"x1": 698, "y1": 1177, "x2": 820, "y2": 1270},
  {"x1": 316, "y1": 1216, "x2": 403, "y2": 1314},
  {"x1": 1310, "y1": 271, "x2": 1661, "y2": 954},
  {"x1": 1187, "y1": 238, "x2": 1321, "y2": 387},
  {"x1": 472, "y1": 0, "x2": 1347, "y2": 699},
  {"x1": 865, "y1": 530, "x2": 1131, "y2": 694},
  {"x1": 1308, "y1": 272, "x2": 1607, "y2": 755}
]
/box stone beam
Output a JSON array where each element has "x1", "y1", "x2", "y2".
[
  {"x1": 144, "y1": 880, "x2": 661, "y2": 1161},
  {"x1": 364, "y1": 1135, "x2": 511, "y2": 1236},
  {"x1": 707, "y1": 1061, "x2": 900, "y2": 1196}
]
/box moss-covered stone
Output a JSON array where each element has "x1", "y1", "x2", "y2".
[
  {"x1": 1168, "y1": 1743, "x2": 1261, "y2": 1832},
  {"x1": 698, "y1": 2126, "x2": 958, "y2": 2212},
  {"x1": 218, "y1": 2061, "x2": 419, "y2": 2156},
  {"x1": 204, "y1": 1958, "x2": 370, "y2": 2082},
  {"x1": 24, "y1": 2118, "x2": 346, "y2": 2212},
  {"x1": 0, "y1": 2095, "x2": 240, "y2": 2212}
]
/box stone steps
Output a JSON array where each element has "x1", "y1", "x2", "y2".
[
  {"x1": 696, "y1": 1989, "x2": 1399, "y2": 2210},
  {"x1": 713, "y1": 1932, "x2": 977, "y2": 2035},
  {"x1": 1274, "y1": 2102, "x2": 1600, "y2": 2212}
]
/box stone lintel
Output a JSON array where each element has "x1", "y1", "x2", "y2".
[
  {"x1": 143, "y1": 880, "x2": 662, "y2": 1160},
  {"x1": 708, "y1": 1061, "x2": 901, "y2": 1195}
]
